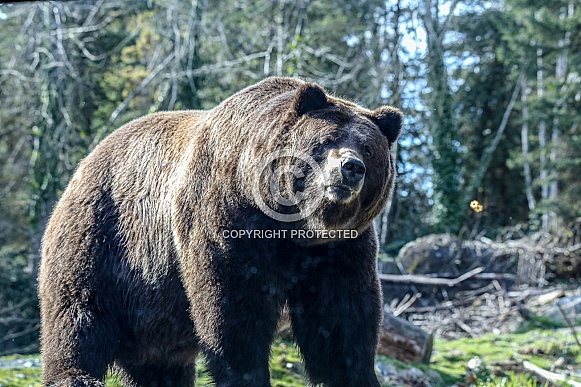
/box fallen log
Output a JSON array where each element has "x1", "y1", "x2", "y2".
[{"x1": 377, "y1": 312, "x2": 433, "y2": 364}]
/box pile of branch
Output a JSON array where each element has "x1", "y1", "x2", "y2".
[
  {"x1": 373, "y1": 225, "x2": 581, "y2": 366},
  {"x1": 394, "y1": 282, "x2": 529, "y2": 339},
  {"x1": 384, "y1": 231, "x2": 581, "y2": 304},
  {"x1": 380, "y1": 266, "x2": 561, "y2": 339}
]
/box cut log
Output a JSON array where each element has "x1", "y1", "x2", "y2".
[{"x1": 377, "y1": 312, "x2": 433, "y2": 364}]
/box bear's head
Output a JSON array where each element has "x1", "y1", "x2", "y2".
[{"x1": 249, "y1": 80, "x2": 402, "y2": 242}]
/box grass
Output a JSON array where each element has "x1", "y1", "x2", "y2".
[
  {"x1": 431, "y1": 328, "x2": 581, "y2": 386},
  {"x1": 1, "y1": 330, "x2": 580, "y2": 387},
  {"x1": 474, "y1": 372, "x2": 540, "y2": 387},
  {"x1": 0, "y1": 342, "x2": 309, "y2": 387},
  {"x1": 0, "y1": 355, "x2": 42, "y2": 387}
]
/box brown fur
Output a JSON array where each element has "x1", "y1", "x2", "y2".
[{"x1": 39, "y1": 77, "x2": 402, "y2": 387}]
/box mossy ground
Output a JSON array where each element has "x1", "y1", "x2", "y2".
[
  {"x1": 0, "y1": 342, "x2": 308, "y2": 387},
  {"x1": 431, "y1": 328, "x2": 581, "y2": 386},
  {"x1": 0, "y1": 355, "x2": 41, "y2": 387},
  {"x1": 1, "y1": 330, "x2": 580, "y2": 387}
]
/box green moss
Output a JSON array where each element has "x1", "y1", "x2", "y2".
[
  {"x1": 475, "y1": 372, "x2": 539, "y2": 387},
  {"x1": 0, "y1": 355, "x2": 41, "y2": 387},
  {"x1": 432, "y1": 328, "x2": 581, "y2": 386},
  {"x1": 0, "y1": 368, "x2": 42, "y2": 387},
  {"x1": 269, "y1": 341, "x2": 308, "y2": 387}
]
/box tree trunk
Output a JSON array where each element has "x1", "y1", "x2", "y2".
[
  {"x1": 380, "y1": 143, "x2": 397, "y2": 245},
  {"x1": 376, "y1": 0, "x2": 404, "y2": 245},
  {"x1": 546, "y1": 3, "x2": 572, "y2": 231},
  {"x1": 422, "y1": 0, "x2": 463, "y2": 232},
  {"x1": 537, "y1": 47, "x2": 551, "y2": 230},
  {"x1": 521, "y1": 77, "x2": 536, "y2": 212}
]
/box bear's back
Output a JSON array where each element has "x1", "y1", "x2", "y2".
[{"x1": 41, "y1": 110, "x2": 207, "y2": 286}]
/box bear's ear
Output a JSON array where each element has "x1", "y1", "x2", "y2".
[
  {"x1": 292, "y1": 83, "x2": 329, "y2": 117},
  {"x1": 369, "y1": 106, "x2": 403, "y2": 144}
]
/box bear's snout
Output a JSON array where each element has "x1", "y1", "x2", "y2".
[
  {"x1": 323, "y1": 152, "x2": 366, "y2": 203},
  {"x1": 340, "y1": 157, "x2": 366, "y2": 185}
]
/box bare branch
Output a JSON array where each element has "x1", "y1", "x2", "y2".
[
  {"x1": 171, "y1": 51, "x2": 269, "y2": 78},
  {"x1": 91, "y1": 52, "x2": 176, "y2": 148},
  {"x1": 379, "y1": 267, "x2": 485, "y2": 287}
]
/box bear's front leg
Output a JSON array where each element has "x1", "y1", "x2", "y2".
[
  {"x1": 180, "y1": 237, "x2": 284, "y2": 387},
  {"x1": 288, "y1": 229, "x2": 383, "y2": 387}
]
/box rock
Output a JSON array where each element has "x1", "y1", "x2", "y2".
[
  {"x1": 397, "y1": 234, "x2": 518, "y2": 276},
  {"x1": 0, "y1": 357, "x2": 41, "y2": 369},
  {"x1": 374, "y1": 360, "x2": 440, "y2": 387},
  {"x1": 544, "y1": 296, "x2": 581, "y2": 324},
  {"x1": 398, "y1": 234, "x2": 466, "y2": 275}
]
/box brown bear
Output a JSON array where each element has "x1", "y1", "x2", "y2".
[{"x1": 38, "y1": 77, "x2": 402, "y2": 387}]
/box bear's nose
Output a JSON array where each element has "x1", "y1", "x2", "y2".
[{"x1": 341, "y1": 157, "x2": 366, "y2": 184}]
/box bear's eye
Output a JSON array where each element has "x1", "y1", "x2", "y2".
[
  {"x1": 322, "y1": 138, "x2": 332, "y2": 146},
  {"x1": 364, "y1": 146, "x2": 372, "y2": 158}
]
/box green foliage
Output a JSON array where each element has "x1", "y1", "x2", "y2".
[
  {"x1": 498, "y1": 0, "x2": 581, "y2": 223},
  {"x1": 268, "y1": 341, "x2": 308, "y2": 387},
  {"x1": 448, "y1": 8, "x2": 530, "y2": 229},
  {"x1": 0, "y1": 245, "x2": 38, "y2": 355}
]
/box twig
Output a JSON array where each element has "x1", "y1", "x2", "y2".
[
  {"x1": 553, "y1": 242, "x2": 581, "y2": 255},
  {"x1": 172, "y1": 51, "x2": 269, "y2": 78},
  {"x1": 0, "y1": 324, "x2": 40, "y2": 344},
  {"x1": 556, "y1": 301, "x2": 581, "y2": 350},
  {"x1": 396, "y1": 260, "x2": 427, "y2": 307},
  {"x1": 393, "y1": 293, "x2": 422, "y2": 317},
  {"x1": 455, "y1": 320, "x2": 477, "y2": 338}
]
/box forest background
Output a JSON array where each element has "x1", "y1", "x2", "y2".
[{"x1": 0, "y1": 0, "x2": 579, "y2": 355}]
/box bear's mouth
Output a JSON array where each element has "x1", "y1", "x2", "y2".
[{"x1": 324, "y1": 184, "x2": 355, "y2": 202}]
